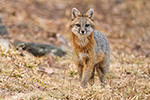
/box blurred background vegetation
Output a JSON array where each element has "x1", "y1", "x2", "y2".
[{"x1": 0, "y1": 0, "x2": 150, "y2": 56}]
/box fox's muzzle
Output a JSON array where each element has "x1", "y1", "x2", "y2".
[{"x1": 80, "y1": 30, "x2": 86, "y2": 34}]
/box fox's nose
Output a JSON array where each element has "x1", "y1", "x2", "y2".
[{"x1": 81, "y1": 30, "x2": 85, "y2": 34}]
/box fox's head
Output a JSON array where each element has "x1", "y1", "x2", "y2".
[{"x1": 70, "y1": 8, "x2": 95, "y2": 37}]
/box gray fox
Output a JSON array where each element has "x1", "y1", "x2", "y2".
[{"x1": 70, "y1": 7, "x2": 110, "y2": 88}]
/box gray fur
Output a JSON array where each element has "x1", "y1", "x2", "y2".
[{"x1": 94, "y1": 30, "x2": 110, "y2": 82}]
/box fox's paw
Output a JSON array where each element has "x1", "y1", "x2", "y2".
[{"x1": 81, "y1": 81, "x2": 86, "y2": 88}]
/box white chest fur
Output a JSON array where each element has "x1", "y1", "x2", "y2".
[
  {"x1": 76, "y1": 36, "x2": 89, "y2": 47},
  {"x1": 78, "y1": 52, "x2": 89, "y2": 61}
]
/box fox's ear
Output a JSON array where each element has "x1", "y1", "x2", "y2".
[
  {"x1": 86, "y1": 8, "x2": 94, "y2": 19},
  {"x1": 72, "y1": 7, "x2": 80, "y2": 19}
]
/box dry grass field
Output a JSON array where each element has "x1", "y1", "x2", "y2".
[{"x1": 0, "y1": 0, "x2": 150, "y2": 99}]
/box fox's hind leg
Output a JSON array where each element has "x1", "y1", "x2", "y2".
[
  {"x1": 96, "y1": 66, "x2": 105, "y2": 83},
  {"x1": 88, "y1": 66, "x2": 95, "y2": 86},
  {"x1": 96, "y1": 61, "x2": 108, "y2": 83}
]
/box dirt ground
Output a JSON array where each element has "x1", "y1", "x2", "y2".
[{"x1": 0, "y1": 0, "x2": 150, "y2": 99}]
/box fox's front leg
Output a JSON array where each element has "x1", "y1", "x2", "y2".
[
  {"x1": 88, "y1": 66, "x2": 95, "y2": 86},
  {"x1": 81, "y1": 57, "x2": 95, "y2": 88},
  {"x1": 74, "y1": 55, "x2": 83, "y2": 81},
  {"x1": 76, "y1": 63, "x2": 83, "y2": 81}
]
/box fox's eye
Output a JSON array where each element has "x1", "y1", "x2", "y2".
[
  {"x1": 76, "y1": 24, "x2": 80, "y2": 27},
  {"x1": 85, "y1": 24, "x2": 90, "y2": 27}
]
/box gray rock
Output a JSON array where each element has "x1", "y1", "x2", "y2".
[
  {"x1": 14, "y1": 41, "x2": 67, "y2": 57},
  {"x1": 0, "y1": 18, "x2": 9, "y2": 36}
]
